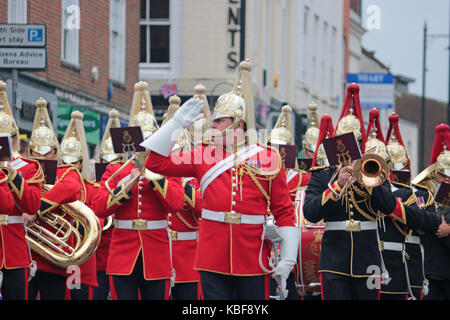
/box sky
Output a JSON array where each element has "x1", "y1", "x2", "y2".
[{"x1": 361, "y1": 0, "x2": 449, "y2": 104}]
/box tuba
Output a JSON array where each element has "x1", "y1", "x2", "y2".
[{"x1": 26, "y1": 184, "x2": 101, "y2": 268}]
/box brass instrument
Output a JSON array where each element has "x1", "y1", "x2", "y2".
[
  {"x1": 26, "y1": 184, "x2": 101, "y2": 268},
  {"x1": 329, "y1": 153, "x2": 389, "y2": 197},
  {"x1": 105, "y1": 154, "x2": 164, "y2": 196},
  {"x1": 102, "y1": 215, "x2": 114, "y2": 231},
  {"x1": 353, "y1": 153, "x2": 390, "y2": 188}
]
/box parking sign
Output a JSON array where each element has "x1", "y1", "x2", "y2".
[{"x1": 0, "y1": 24, "x2": 46, "y2": 47}]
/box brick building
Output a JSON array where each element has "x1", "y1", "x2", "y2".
[{"x1": 0, "y1": 0, "x2": 140, "y2": 156}]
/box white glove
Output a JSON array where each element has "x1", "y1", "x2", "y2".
[
  {"x1": 140, "y1": 98, "x2": 204, "y2": 156},
  {"x1": 172, "y1": 98, "x2": 205, "y2": 128},
  {"x1": 271, "y1": 226, "x2": 300, "y2": 298}
]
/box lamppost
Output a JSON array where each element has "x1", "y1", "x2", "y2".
[{"x1": 420, "y1": 19, "x2": 450, "y2": 171}]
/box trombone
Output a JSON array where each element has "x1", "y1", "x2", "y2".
[
  {"x1": 105, "y1": 151, "x2": 164, "y2": 197},
  {"x1": 328, "y1": 153, "x2": 390, "y2": 198}
]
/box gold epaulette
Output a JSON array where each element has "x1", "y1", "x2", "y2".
[
  {"x1": 109, "y1": 159, "x2": 125, "y2": 166},
  {"x1": 309, "y1": 165, "x2": 330, "y2": 172},
  {"x1": 55, "y1": 165, "x2": 87, "y2": 203},
  {"x1": 412, "y1": 183, "x2": 435, "y2": 208},
  {"x1": 391, "y1": 181, "x2": 413, "y2": 191},
  {"x1": 83, "y1": 178, "x2": 101, "y2": 188}
]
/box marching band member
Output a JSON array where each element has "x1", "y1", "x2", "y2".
[
  {"x1": 141, "y1": 60, "x2": 299, "y2": 300},
  {"x1": 92, "y1": 109, "x2": 122, "y2": 300},
  {"x1": 0, "y1": 82, "x2": 42, "y2": 300},
  {"x1": 362, "y1": 109, "x2": 440, "y2": 300},
  {"x1": 163, "y1": 95, "x2": 204, "y2": 300},
  {"x1": 303, "y1": 84, "x2": 408, "y2": 300},
  {"x1": 92, "y1": 82, "x2": 185, "y2": 300},
  {"x1": 385, "y1": 112, "x2": 433, "y2": 299},
  {"x1": 302, "y1": 103, "x2": 321, "y2": 160},
  {"x1": 412, "y1": 124, "x2": 450, "y2": 299},
  {"x1": 266, "y1": 104, "x2": 302, "y2": 300},
  {"x1": 64, "y1": 115, "x2": 99, "y2": 301},
  {"x1": 28, "y1": 108, "x2": 94, "y2": 300},
  {"x1": 295, "y1": 112, "x2": 332, "y2": 300}
]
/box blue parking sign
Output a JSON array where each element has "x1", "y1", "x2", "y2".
[{"x1": 28, "y1": 28, "x2": 43, "y2": 42}]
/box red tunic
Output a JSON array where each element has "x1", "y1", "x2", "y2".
[
  {"x1": 76, "y1": 179, "x2": 100, "y2": 287},
  {"x1": 286, "y1": 169, "x2": 311, "y2": 203},
  {"x1": 0, "y1": 157, "x2": 42, "y2": 269},
  {"x1": 145, "y1": 143, "x2": 296, "y2": 276},
  {"x1": 95, "y1": 217, "x2": 113, "y2": 272},
  {"x1": 91, "y1": 161, "x2": 185, "y2": 280},
  {"x1": 33, "y1": 165, "x2": 86, "y2": 276},
  {"x1": 170, "y1": 177, "x2": 202, "y2": 283}
]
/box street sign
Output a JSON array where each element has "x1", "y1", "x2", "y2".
[
  {"x1": 0, "y1": 24, "x2": 46, "y2": 47},
  {"x1": 346, "y1": 73, "x2": 394, "y2": 109},
  {"x1": 0, "y1": 47, "x2": 46, "y2": 69}
]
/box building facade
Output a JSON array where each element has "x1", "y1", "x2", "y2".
[
  {"x1": 0, "y1": 0, "x2": 140, "y2": 156},
  {"x1": 138, "y1": 0, "x2": 346, "y2": 150}
]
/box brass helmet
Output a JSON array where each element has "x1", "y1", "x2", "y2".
[
  {"x1": 312, "y1": 114, "x2": 334, "y2": 167},
  {"x1": 335, "y1": 84, "x2": 365, "y2": 141},
  {"x1": 0, "y1": 80, "x2": 19, "y2": 138},
  {"x1": 99, "y1": 109, "x2": 121, "y2": 163},
  {"x1": 267, "y1": 105, "x2": 294, "y2": 145},
  {"x1": 60, "y1": 111, "x2": 90, "y2": 178},
  {"x1": 302, "y1": 102, "x2": 320, "y2": 153},
  {"x1": 363, "y1": 108, "x2": 390, "y2": 162},
  {"x1": 412, "y1": 124, "x2": 450, "y2": 192},
  {"x1": 29, "y1": 97, "x2": 59, "y2": 155},
  {"x1": 432, "y1": 124, "x2": 450, "y2": 177},
  {"x1": 129, "y1": 81, "x2": 158, "y2": 138},
  {"x1": 385, "y1": 113, "x2": 409, "y2": 171},
  {"x1": 163, "y1": 95, "x2": 191, "y2": 153},
  {"x1": 209, "y1": 60, "x2": 256, "y2": 141},
  {"x1": 189, "y1": 84, "x2": 211, "y2": 145}
]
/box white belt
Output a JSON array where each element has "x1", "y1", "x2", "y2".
[
  {"x1": 0, "y1": 215, "x2": 24, "y2": 226},
  {"x1": 325, "y1": 220, "x2": 377, "y2": 232},
  {"x1": 381, "y1": 241, "x2": 404, "y2": 252},
  {"x1": 170, "y1": 230, "x2": 198, "y2": 241},
  {"x1": 405, "y1": 235, "x2": 421, "y2": 245},
  {"x1": 114, "y1": 219, "x2": 167, "y2": 231},
  {"x1": 202, "y1": 209, "x2": 266, "y2": 225}
]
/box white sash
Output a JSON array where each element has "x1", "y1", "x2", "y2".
[
  {"x1": 286, "y1": 169, "x2": 299, "y2": 184},
  {"x1": 10, "y1": 158, "x2": 28, "y2": 171},
  {"x1": 200, "y1": 144, "x2": 263, "y2": 196}
]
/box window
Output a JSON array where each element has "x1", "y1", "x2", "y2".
[
  {"x1": 61, "y1": 0, "x2": 80, "y2": 67},
  {"x1": 139, "y1": 0, "x2": 181, "y2": 79},
  {"x1": 110, "y1": 0, "x2": 126, "y2": 83},
  {"x1": 8, "y1": 0, "x2": 27, "y2": 23},
  {"x1": 302, "y1": 6, "x2": 309, "y2": 81}
]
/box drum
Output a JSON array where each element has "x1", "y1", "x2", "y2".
[{"x1": 294, "y1": 188, "x2": 324, "y2": 296}]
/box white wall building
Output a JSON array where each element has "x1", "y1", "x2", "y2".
[{"x1": 139, "y1": 0, "x2": 346, "y2": 139}]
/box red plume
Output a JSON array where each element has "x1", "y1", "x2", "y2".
[
  {"x1": 334, "y1": 83, "x2": 365, "y2": 139},
  {"x1": 430, "y1": 124, "x2": 450, "y2": 165},
  {"x1": 362, "y1": 108, "x2": 384, "y2": 154},
  {"x1": 385, "y1": 113, "x2": 406, "y2": 147},
  {"x1": 312, "y1": 114, "x2": 334, "y2": 167},
  {"x1": 385, "y1": 112, "x2": 411, "y2": 172}
]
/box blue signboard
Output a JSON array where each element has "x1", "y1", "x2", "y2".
[{"x1": 346, "y1": 73, "x2": 394, "y2": 109}]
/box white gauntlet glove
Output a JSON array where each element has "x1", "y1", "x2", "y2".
[
  {"x1": 140, "y1": 98, "x2": 204, "y2": 156},
  {"x1": 271, "y1": 226, "x2": 300, "y2": 298}
]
